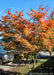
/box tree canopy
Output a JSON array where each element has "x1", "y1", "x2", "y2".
[{"x1": 0, "y1": 5, "x2": 54, "y2": 56}]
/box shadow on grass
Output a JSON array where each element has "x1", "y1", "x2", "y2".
[{"x1": 27, "y1": 58, "x2": 54, "y2": 75}]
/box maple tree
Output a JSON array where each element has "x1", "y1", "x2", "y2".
[
  {"x1": 0, "y1": 5, "x2": 54, "y2": 59},
  {"x1": 0, "y1": 5, "x2": 54, "y2": 69}
]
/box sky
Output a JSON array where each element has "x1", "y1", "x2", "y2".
[{"x1": 0, "y1": 0, "x2": 54, "y2": 19}]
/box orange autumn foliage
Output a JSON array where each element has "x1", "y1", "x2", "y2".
[{"x1": 0, "y1": 5, "x2": 54, "y2": 55}]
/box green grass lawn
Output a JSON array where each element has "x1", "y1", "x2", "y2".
[{"x1": 17, "y1": 59, "x2": 47, "y2": 75}]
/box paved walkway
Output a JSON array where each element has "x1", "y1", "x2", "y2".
[{"x1": 0, "y1": 62, "x2": 26, "y2": 72}]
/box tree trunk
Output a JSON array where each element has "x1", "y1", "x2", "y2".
[
  {"x1": 33, "y1": 54, "x2": 38, "y2": 68},
  {"x1": 33, "y1": 58, "x2": 36, "y2": 68},
  {"x1": 50, "y1": 51, "x2": 52, "y2": 56},
  {"x1": 26, "y1": 54, "x2": 31, "y2": 71},
  {"x1": 49, "y1": 51, "x2": 52, "y2": 60},
  {"x1": 36, "y1": 55, "x2": 38, "y2": 62}
]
